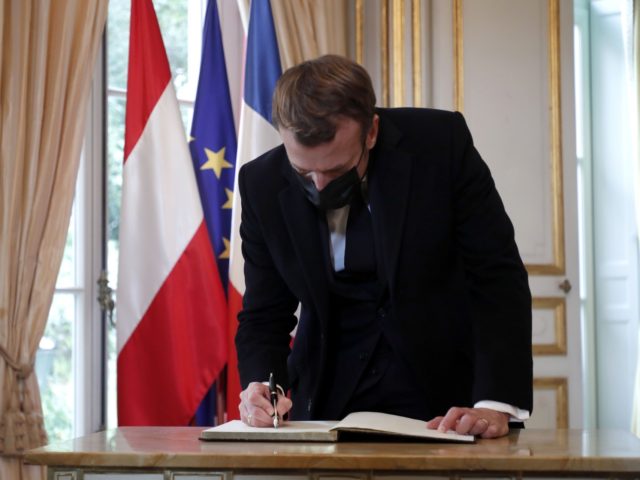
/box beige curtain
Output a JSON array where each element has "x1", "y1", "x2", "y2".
[
  {"x1": 0, "y1": 0, "x2": 108, "y2": 477},
  {"x1": 270, "y1": 0, "x2": 348, "y2": 70},
  {"x1": 633, "y1": 0, "x2": 640, "y2": 438}
]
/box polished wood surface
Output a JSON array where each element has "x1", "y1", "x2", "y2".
[{"x1": 25, "y1": 428, "x2": 640, "y2": 473}]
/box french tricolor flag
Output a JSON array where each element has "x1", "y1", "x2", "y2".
[
  {"x1": 117, "y1": 0, "x2": 227, "y2": 426},
  {"x1": 226, "y1": 0, "x2": 282, "y2": 420}
]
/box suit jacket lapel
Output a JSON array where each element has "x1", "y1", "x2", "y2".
[
  {"x1": 278, "y1": 177, "x2": 330, "y2": 326},
  {"x1": 369, "y1": 117, "x2": 413, "y2": 293}
]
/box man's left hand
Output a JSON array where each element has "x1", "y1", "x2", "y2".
[{"x1": 426, "y1": 407, "x2": 510, "y2": 438}]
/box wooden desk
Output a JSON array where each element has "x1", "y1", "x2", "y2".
[{"x1": 25, "y1": 427, "x2": 640, "y2": 479}]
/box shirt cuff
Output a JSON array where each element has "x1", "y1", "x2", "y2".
[{"x1": 474, "y1": 400, "x2": 530, "y2": 421}]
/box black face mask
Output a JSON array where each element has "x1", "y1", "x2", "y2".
[{"x1": 293, "y1": 150, "x2": 365, "y2": 210}]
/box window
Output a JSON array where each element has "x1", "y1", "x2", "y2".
[
  {"x1": 574, "y1": 0, "x2": 639, "y2": 429},
  {"x1": 36, "y1": 203, "x2": 79, "y2": 442},
  {"x1": 35, "y1": 0, "x2": 208, "y2": 440},
  {"x1": 35, "y1": 70, "x2": 105, "y2": 441}
]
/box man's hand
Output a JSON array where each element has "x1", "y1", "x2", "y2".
[
  {"x1": 239, "y1": 381, "x2": 293, "y2": 427},
  {"x1": 426, "y1": 407, "x2": 510, "y2": 438}
]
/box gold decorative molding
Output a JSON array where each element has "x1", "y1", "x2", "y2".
[
  {"x1": 453, "y1": 0, "x2": 565, "y2": 275},
  {"x1": 453, "y1": 0, "x2": 463, "y2": 111},
  {"x1": 532, "y1": 297, "x2": 567, "y2": 355},
  {"x1": 543, "y1": 0, "x2": 565, "y2": 275},
  {"x1": 381, "y1": 0, "x2": 390, "y2": 107},
  {"x1": 527, "y1": 0, "x2": 566, "y2": 275},
  {"x1": 355, "y1": 1, "x2": 422, "y2": 108},
  {"x1": 356, "y1": 0, "x2": 364, "y2": 65},
  {"x1": 412, "y1": 0, "x2": 421, "y2": 106},
  {"x1": 392, "y1": 0, "x2": 405, "y2": 106},
  {"x1": 169, "y1": 472, "x2": 228, "y2": 480},
  {"x1": 52, "y1": 472, "x2": 78, "y2": 480},
  {"x1": 534, "y1": 377, "x2": 568, "y2": 428}
]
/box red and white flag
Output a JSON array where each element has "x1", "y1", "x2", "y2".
[{"x1": 117, "y1": 0, "x2": 227, "y2": 426}]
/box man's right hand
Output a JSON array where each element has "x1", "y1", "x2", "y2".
[{"x1": 239, "y1": 381, "x2": 293, "y2": 427}]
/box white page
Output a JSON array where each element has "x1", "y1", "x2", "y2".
[
  {"x1": 201, "y1": 413, "x2": 473, "y2": 443},
  {"x1": 207, "y1": 419, "x2": 337, "y2": 434},
  {"x1": 333, "y1": 412, "x2": 474, "y2": 442},
  {"x1": 201, "y1": 420, "x2": 339, "y2": 441}
]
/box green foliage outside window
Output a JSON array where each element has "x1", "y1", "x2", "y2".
[{"x1": 36, "y1": 295, "x2": 74, "y2": 443}]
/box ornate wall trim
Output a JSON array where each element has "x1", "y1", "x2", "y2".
[
  {"x1": 453, "y1": 0, "x2": 565, "y2": 274},
  {"x1": 534, "y1": 377, "x2": 568, "y2": 428},
  {"x1": 532, "y1": 297, "x2": 567, "y2": 355}
]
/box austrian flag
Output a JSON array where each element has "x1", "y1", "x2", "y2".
[{"x1": 117, "y1": 0, "x2": 227, "y2": 426}]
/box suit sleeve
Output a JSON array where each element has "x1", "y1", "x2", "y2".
[
  {"x1": 235, "y1": 165, "x2": 299, "y2": 392},
  {"x1": 450, "y1": 112, "x2": 533, "y2": 412}
]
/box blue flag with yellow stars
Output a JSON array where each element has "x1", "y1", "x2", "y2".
[{"x1": 189, "y1": 0, "x2": 237, "y2": 425}]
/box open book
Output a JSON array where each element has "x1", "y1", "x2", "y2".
[{"x1": 200, "y1": 411, "x2": 474, "y2": 443}]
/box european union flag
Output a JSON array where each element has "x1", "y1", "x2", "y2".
[
  {"x1": 190, "y1": 0, "x2": 237, "y2": 291},
  {"x1": 189, "y1": 0, "x2": 237, "y2": 425}
]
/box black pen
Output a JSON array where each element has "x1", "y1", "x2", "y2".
[{"x1": 269, "y1": 372, "x2": 279, "y2": 428}]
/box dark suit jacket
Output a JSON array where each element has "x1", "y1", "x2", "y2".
[{"x1": 235, "y1": 108, "x2": 533, "y2": 420}]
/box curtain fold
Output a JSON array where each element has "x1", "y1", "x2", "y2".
[
  {"x1": 0, "y1": 0, "x2": 108, "y2": 478},
  {"x1": 270, "y1": 0, "x2": 348, "y2": 71},
  {"x1": 632, "y1": 0, "x2": 640, "y2": 438}
]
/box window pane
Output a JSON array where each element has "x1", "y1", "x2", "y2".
[
  {"x1": 107, "y1": 0, "x2": 131, "y2": 91},
  {"x1": 107, "y1": 95, "x2": 125, "y2": 289},
  {"x1": 55, "y1": 205, "x2": 77, "y2": 288},
  {"x1": 180, "y1": 104, "x2": 194, "y2": 136},
  {"x1": 107, "y1": 295, "x2": 118, "y2": 430},
  {"x1": 155, "y1": 0, "x2": 189, "y2": 97},
  {"x1": 107, "y1": 0, "x2": 196, "y2": 99},
  {"x1": 36, "y1": 293, "x2": 75, "y2": 442}
]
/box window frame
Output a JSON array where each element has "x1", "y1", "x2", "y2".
[{"x1": 80, "y1": 39, "x2": 108, "y2": 435}]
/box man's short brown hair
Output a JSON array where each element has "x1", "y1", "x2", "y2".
[{"x1": 272, "y1": 54, "x2": 376, "y2": 146}]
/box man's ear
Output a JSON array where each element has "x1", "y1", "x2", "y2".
[{"x1": 366, "y1": 114, "x2": 380, "y2": 150}]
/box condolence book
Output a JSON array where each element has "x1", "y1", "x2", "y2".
[{"x1": 200, "y1": 411, "x2": 474, "y2": 443}]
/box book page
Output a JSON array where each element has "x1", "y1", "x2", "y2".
[
  {"x1": 332, "y1": 412, "x2": 474, "y2": 443},
  {"x1": 201, "y1": 420, "x2": 340, "y2": 441},
  {"x1": 201, "y1": 413, "x2": 473, "y2": 442}
]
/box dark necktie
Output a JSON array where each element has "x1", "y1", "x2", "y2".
[{"x1": 344, "y1": 193, "x2": 376, "y2": 274}]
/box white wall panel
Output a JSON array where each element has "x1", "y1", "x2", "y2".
[{"x1": 462, "y1": 0, "x2": 556, "y2": 270}]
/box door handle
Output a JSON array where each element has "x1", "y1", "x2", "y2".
[{"x1": 558, "y1": 278, "x2": 572, "y2": 294}]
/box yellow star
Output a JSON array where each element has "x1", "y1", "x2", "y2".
[
  {"x1": 222, "y1": 188, "x2": 233, "y2": 209},
  {"x1": 201, "y1": 147, "x2": 233, "y2": 178},
  {"x1": 219, "y1": 237, "x2": 231, "y2": 260}
]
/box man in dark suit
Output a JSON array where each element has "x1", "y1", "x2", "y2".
[{"x1": 235, "y1": 55, "x2": 532, "y2": 439}]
